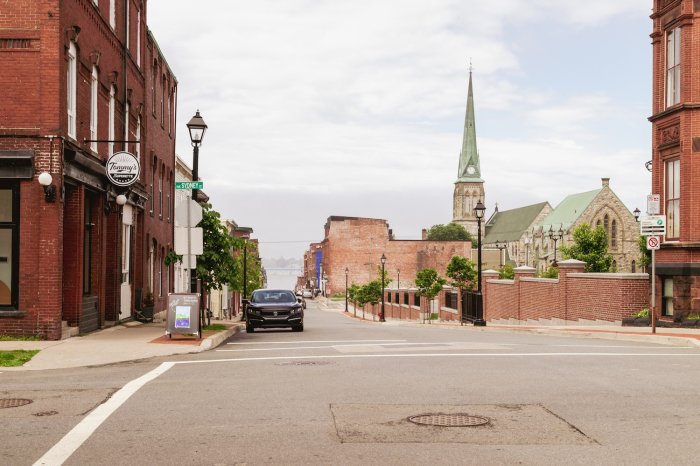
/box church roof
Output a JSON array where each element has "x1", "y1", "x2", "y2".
[
  {"x1": 483, "y1": 202, "x2": 550, "y2": 244},
  {"x1": 456, "y1": 71, "x2": 484, "y2": 183},
  {"x1": 533, "y1": 188, "x2": 602, "y2": 234}
]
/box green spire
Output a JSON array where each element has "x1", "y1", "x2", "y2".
[{"x1": 456, "y1": 70, "x2": 483, "y2": 183}]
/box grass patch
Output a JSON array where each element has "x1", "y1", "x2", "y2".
[
  {"x1": 0, "y1": 335, "x2": 42, "y2": 342},
  {"x1": 686, "y1": 314, "x2": 700, "y2": 320},
  {"x1": 202, "y1": 324, "x2": 228, "y2": 332},
  {"x1": 632, "y1": 308, "x2": 649, "y2": 318},
  {"x1": 0, "y1": 350, "x2": 40, "y2": 367}
]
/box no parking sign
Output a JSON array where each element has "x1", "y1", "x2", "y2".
[{"x1": 647, "y1": 236, "x2": 660, "y2": 251}]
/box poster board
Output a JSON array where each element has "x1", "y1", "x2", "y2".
[{"x1": 166, "y1": 293, "x2": 200, "y2": 338}]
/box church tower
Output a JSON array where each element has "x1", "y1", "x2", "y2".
[{"x1": 452, "y1": 69, "x2": 485, "y2": 237}]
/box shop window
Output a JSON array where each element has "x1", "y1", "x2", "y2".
[
  {"x1": 0, "y1": 183, "x2": 19, "y2": 309},
  {"x1": 666, "y1": 27, "x2": 681, "y2": 108},
  {"x1": 663, "y1": 278, "x2": 674, "y2": 317},
  {"x1": 666, "y1": 158, "x2": 680, "y2": 239}
]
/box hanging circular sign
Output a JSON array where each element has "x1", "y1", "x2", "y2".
[{"x1": 106, "y1": 151, "x2": 140, "y2": 187}]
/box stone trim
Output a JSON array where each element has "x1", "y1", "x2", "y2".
[
  {"x1": 568, "y1": 273, "x2": 649, "y2": 280},
  {"x1": 487, "y1": 279, "x2": 514, "y2": 285},
  {"x1": 441, "y1": 307, "x2": 458, "y2": 314},
  {"x1": 520, "y1": 277, "x2": 559, "y2": 284}
]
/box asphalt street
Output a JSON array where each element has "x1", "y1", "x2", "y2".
[{"x1": 3, "y1": 301, "x2": 700, "y2": 465}]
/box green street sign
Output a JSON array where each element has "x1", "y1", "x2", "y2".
[{"x1": 176, "y1": 181, "x2": 203, "y2": 190}]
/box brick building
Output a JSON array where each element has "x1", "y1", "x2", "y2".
[
  {"x1": 649, "y1": 0, "x2": 700, "y2": 320},
  {"x1": 309, "y1": 216, "x2": 473, "y2": 295},
  {"x1": 0, "y1": 0, "x2": 177, "y2": 339}
]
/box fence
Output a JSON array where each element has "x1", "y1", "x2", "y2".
[{"x1": 461, "y1": 290, "x2": 483, "y2": 324}]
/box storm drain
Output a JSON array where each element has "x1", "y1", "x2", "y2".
[
  {"x1": 0, "y1": 399, "x2": 32, "y2": 409},
  {"x1": 275, "y1": 361, "x2": 335, "y2": 366},
  {"x1": 408, "y1": 413, "x2": 489, "y2": 427}
]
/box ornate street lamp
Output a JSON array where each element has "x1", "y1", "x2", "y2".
[
  {"x1": 634, "y1": 208, "x2": 641, "y2": 222},
  {"x1": 186, "y1": 110, "x2": 207, "y2": 203},
  {"x1": 495, "y1": 240, "x2": 508, "y2": 267},
  {"x1": 242, "y1": 233, "x2": 249, "y2": 318},
  {"x1": 473, "y1": 199, "x2": 487, "y2": 327},
  {"x1": 380, "y1": 254, "x2": 387, "y2": 322},
  {"x1": 549, "y1": 226, "x2": 563, "y2": 268},
  {"x1": 345, "y1": 267, "x2": 349, "y2": 314}
]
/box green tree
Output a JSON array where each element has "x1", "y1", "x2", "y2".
[
  {"x1": 375, "y1": 265, "x2": 393, "y2": 288},
  {"x1": 498, "y1": 263, "x2": 514, "y2": 280},
  {"x1": 414, "y1": 268, "x2": 447, "y2": 322},
  {"x1": 230, "y1": 242, "x2": 263, "y2": 297},
  {"x1": 348, "y1": 283, "x2": 361, "y2": 311},
  {"x1": 559, "y1": 224, "x2": 614, "y2": 272},
  {"x1": 637, "y1": 235, "x2": 651, "y2": 270},
  {"x1": 445, "y1": 256, "x2": 477, "y2": 291},
  {"x1": 426, "y1": 223, "x2": 477, "y2": 246},
  {"x1": 541, "y1": 266, "x2": 559, "y2": 279}
]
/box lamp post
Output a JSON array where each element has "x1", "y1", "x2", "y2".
[
  {"x1": 345, "y1": 267, "x2": 349, "y2": 313},
  {"x1": 186, "y1": 110, "x2": 207, "y2": 293},
  {"x1": 397, "y1": 268, "x2": 400, "y2": 290},
  {"x1": 242, "y1": 234, "x2": 249, "y2": 318},
  {"x1": 633, "y1": 208, "x2": 641, "y2": 222},
  {"x1": 495, "y1": 240, "x2": 507, "y2": 267},
  {"x1": 380, "y1": 254, "x2": 387, "y2": 322},
  {"x1": 549, "y1": 227, "x2": 563, "y2": 268},
  {"x1": 473, "y1": 199, "x2": 486, "y2": 327}
]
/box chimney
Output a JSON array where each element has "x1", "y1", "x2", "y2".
[
  {"x1": 422, "y1": 229, "x2": 427, "y2": 240},
  {"x1": 602, "y1": 178, "x2": 610, "y2": 187}
]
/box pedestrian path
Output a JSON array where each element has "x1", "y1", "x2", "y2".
[{"x1": 0, "y1": 319, "x2": 244, "y2": 371}]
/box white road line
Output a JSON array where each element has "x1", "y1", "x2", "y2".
[
  {"x1": 227, "y1": 339, "x2": 406, "y2": 345},
  {"x1": 499, "y1": 344, "x2": 694, "y2": 348},
  {"x1": 32, "y1": 362, "x2": 175, "y2": 466},
  {"x1": 217, "y1": 342, "x2": 451, "y2": 352}
]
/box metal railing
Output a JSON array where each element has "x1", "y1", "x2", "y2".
[
  {"x1": 461, "y1": 290, "x2": 483, "y2": 324},
  {"x1": 445, "y1": 292, "x2": 458, "y2": 310}
]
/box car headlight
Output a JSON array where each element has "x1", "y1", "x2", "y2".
[
  {"x1": 248, "y1": 307, "x2": 258, "y2": 315},
  {"x1": 290, "y1": 307, "x2": 302, "y2": 314}
]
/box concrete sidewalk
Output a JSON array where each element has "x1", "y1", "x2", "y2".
[{"x1": 0, "y1": 319, "x2": 244, "y2": 371}]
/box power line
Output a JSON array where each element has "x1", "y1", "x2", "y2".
[{"x1": 258, "y1": 240, "x2": 324, "y2": 244}]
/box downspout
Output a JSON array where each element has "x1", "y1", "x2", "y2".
[{"x1": 123, "y1": 0, "x2": 128, "y2": 152}]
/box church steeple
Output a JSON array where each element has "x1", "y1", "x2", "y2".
[{"x1": 456, "y1": 69, "x2": 483, "y2": 183}]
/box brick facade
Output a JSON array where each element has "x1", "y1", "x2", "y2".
[
  {"x1": 0, "y1": 0, "x2": 177, "y2": 339},
  {"x1": 649, "y1": 0, "x2": 700, "y2": 319}
]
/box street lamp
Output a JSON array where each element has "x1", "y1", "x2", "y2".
[
  {"x1": 495, "y1": 240, "x2": 508, "y2": 267},
  {"x1": 473, "y1": 199, "x2": 486, "y2": 327},
  {"x1": 549, "y1": 226, "x2": 563, "y2": 267},
  {"x1": 633, "y1": 208, "x2": 641, "y2": 222},
  {"x1": 186, "y1": 110, "x2": 207, "y2": 203},
  {"x1": 380, "y1": 254, "x2": 387, "y2": 322},
  {"x1": 38, "y1": 172, "x2": 55, "y2": 202},
  {"x1": 345, "y1": 267, "x2": 349, "y2": 314},
  {"x1": 397, "y1": 268, "x2": 400, "y2": 290}
]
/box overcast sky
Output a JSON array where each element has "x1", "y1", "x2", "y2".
[{"x1": 149, "y1": 0, "x2": 653, "y2": 260}]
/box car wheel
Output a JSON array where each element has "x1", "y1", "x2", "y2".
[
  {"x1": 246, "y1": 323, "x2": 254, "y2": 333},
  {"x1": 292, "y1": 324, "x2": 304, "y2": 332}
]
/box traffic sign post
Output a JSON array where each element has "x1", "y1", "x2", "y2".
[{"x1": 646, "y1": 236, "x2": 661, "y2": 334}]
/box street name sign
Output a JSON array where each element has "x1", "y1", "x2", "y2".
[
  {"x1": 176, "y1": 181, "x2": 203, "y2": 190},
  {"x1": 174, "y1": 199, "x2": 203, "y2": 226},
  {"x1": 640, "y1": 215, "x2": 666, "y2": 236},
  {"x1": 647, "y1": 194, "x2": 660, "y2": 215},
  {"x1": 647, "y1": 236, "x2": 660, "y2": 251}
]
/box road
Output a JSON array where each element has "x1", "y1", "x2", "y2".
[{"x1": 3, "y1": 300, "x2": 700, "y2": 465}]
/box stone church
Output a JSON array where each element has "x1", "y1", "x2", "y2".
[{"x1": 452, "y1": 70, "x2": 485, "y2": 238}]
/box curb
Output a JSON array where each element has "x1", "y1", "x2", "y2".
[{"x1": 199, "y1": 323, "x2": 245, "y2": 351}]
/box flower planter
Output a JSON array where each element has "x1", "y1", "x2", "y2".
[{"x1": 137, "y1": 306, "x2": 154, "y2": 323}]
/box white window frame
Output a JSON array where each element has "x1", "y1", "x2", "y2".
[
  {"x1": 159, "y1": 167, "x2": 163, "y2": 217},
  {"x1": 126, "y1": 0, "x2": 130, "y2": 49},
  {"x1": 136, "y1": 9, "x2": 141, "y2": 67},
  {"x1": 110, "y1": 0, "x2": 116, "y2": 29},
  {"x1": 168, "y1": 88, "x2": 171, "y2": 135},
  {"x1": 666, "y1": 26, "x2": 681, "y2": 108},
  {"x1": 666, "y1": 158, "x2": 680, "y2": 239},
  {"x1": 67, "y1": 42, "x2": 77, "y2": 139},
  {"x1": 90, "y1": 67, "x2": 99, "y2": 152},
  {"x1": 108, "y1": 85, "x2": 115, "y2": 155}
]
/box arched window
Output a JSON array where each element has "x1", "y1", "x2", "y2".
[
  {"x1": 596, "y1": 219, "x2": 601, "y2": 228},
  {"x1": 604, "y1": 214, "x2": 610, "y2": 239},
  {"x1": 631, "y1": 261, "x2": 636, "y2": 273},
  {"x1": 612, "y1": 260, "x2": 617, "y2": 270},
  {"x1": 611, "y1": 220, "x2": 617, "y2": 247},
  {"x1": 150, "y1": 156, "x2": 157, "y2": 213}
]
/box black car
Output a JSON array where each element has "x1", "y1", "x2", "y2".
[{"x1": 243, "y1": 289, "x2": 304, "y2": 333}]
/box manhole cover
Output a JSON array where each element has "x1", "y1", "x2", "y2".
[
  {"x1": 408, "y1": 413, "x2": 489, "y2": 427},
  {"x1": 275, "y1": 361, "x2": 335, "y2": 366},
  {"x1": 33, "y1": 411, "x2": 58, "y2": 417},
  {"x1": 0, "y1": 399, "x2": 32, "y2": 409}
]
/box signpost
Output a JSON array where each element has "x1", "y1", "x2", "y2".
[
  {"x1": 642, "y1": 214, "x2": 666, "y2": 334},
  {"x1": 647, "y1": 194, "x2": 660, "y2": 215}
]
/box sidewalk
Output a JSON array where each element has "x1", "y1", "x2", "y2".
[
  {"x1": 328, "y1": 301, "x2": 700, "y2": 348},
  {"x1": 0, "y1": 319, "x2": 244, "y2": 371}
]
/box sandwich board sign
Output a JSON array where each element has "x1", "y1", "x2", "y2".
[{"x1": 166, "y1": 293, "x2": 200, "y2": 339}]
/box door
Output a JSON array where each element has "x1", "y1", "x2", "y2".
[{"x1": 120, "y1": 205, "x2": 133, "y2": 319}]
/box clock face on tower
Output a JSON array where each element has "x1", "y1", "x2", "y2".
[{"x1": 467, "y1": 166, "x2": 476, "y2": 175}]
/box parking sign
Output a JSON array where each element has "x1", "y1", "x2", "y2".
[{"x1": 646, "y1": 236, "x2": 660, "y2": 250}]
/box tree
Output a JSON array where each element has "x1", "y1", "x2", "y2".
[
  {"x1": 414, "y1": 268, "x2": 447, "y2": 323},
  {"x1": 426, "y1": 223, "x2": 477, "y2": 246},
  {"x1": 445, "y1": 256, "x2": 477, "y2": 291},
  {"x1": 637, "y1": 235, "x2": 651, "y2": 270},
  {"x1": 559, "y1": 224, "x2": 614, "y2": 272},
  {"x1": 541, "y1": 266, "x2": 559, "y2": 279},
  {"x1": 348, "y1": 283, "x2": 361, "y2": 312},
  {"x1": 498, "y1": 263, "x2": 514, "y2": 280},
  {"x1": 230, "y1": 242, "x2": 263, "y2": 295},
  {"x1": 375, "y1": 265, "x2": 393, "y2": 288}
]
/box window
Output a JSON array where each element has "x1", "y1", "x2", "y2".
[
  {"x1": 596, "y1": 219, "x2": 601, "y2": 228},
  {"x1": 663, "y1": 278, "x2": 674, "y2": 317},
  {"x1": 161, "y1": 77, "x2": 165, "y2": 127},
  {"x1": 151, "y1": 63, "x2": 156, "y2": 115},
  {"x1": 159, "y1": 164, "x2": 163, "y2": 217},
  {"x1": 387, "y1": 293, "x2": 391, "y2": 304},
  {"x1": 631, "y1": 261, "x2": 636, "y2": 273},
  {"x1": 110, "y1": 0, "x2": 116, "y2": 29},
  {"x1": 108, "y1": 85, "x2": 115, "y2": 155},
  {"x1": 90, "y1": 67, "x2": 98, "y2": 152},
  {"x1": 611, "y1": 220, "x2": 617, "y2": 248},
  {"x1": 666, "y1": 27, "x2": 681, "y2": 108},
  {"x1": 168, "y1": 88, "x2": 171, "y2": 135},
  {"x1": 149, "y1": 240, "x2": 155, "y2": 293},
  {"x1": 122, "y1": 223, "x2": 131, "y2": 284},
  {"x1": 666, "y1": 158, "x2": 680, "y2": 239},
  {"x1": 404, "y1": 293, "x2": 408, "y2": 305},
  {"x1": 136, "y1": 9, "x2": 141, "y2": 67},
  {"x1": 167, "y1": 171, "x2": 171, "y2": 221},
  {"x1": 84, "y1": 195, "x2": 93, "y2": 295},
  {"x1": 159, "y1": 247, "x2": 164, "y2": 298},
  {"x1": 395, "y1": 292, "x2": 399, "y2": 303},
  {"x1": 150, "y1": 158, "x2": 155, "y2": 213},
  {"x1": 612, "y1": 260, "x2": 617, "y2": 270},
  {"x1": 604, "y1": 214, "x2": 609, "y2": 240},
  {"x1": 135, "y1": 115, "x2": 141, "y2": 160},
  {"x1": 126, "y1": 0, "x2": 130, "y2": 48},
  {"x1": 67, "y1": 42, "x2": 77, "y2": 139},
  {"x1": 0, "y1": 182, "x2": 19, "y2": 309},
  {"x1": 414, "y1": 293, "x2": 420, "y2": 307}
]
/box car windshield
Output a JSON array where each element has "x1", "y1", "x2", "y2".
[{"x1": 251, "y1": 290, "x2": 296, "y2": 303}]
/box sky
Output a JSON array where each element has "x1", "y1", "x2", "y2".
[{"x1": 148, "y1": 0, "x2": 654, "y2": 260}]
